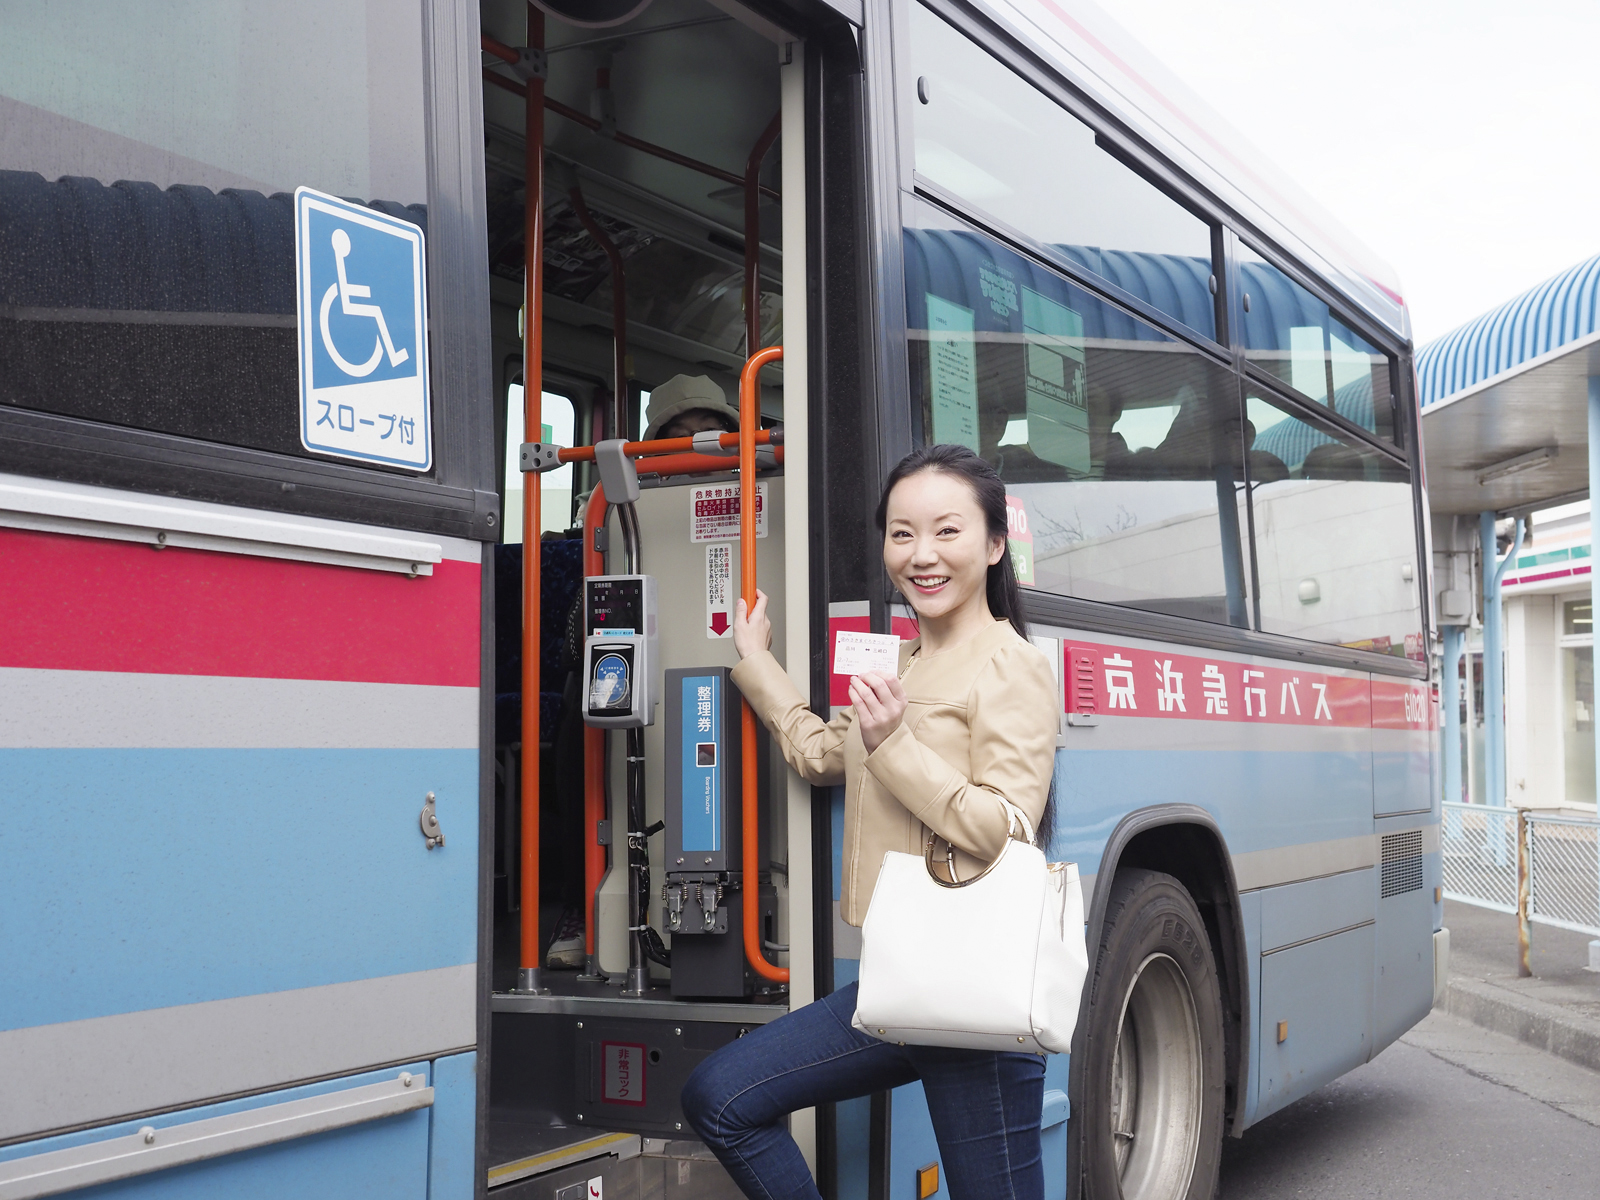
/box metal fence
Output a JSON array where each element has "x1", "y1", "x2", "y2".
[
  {"x1": 1527, "y1": 813, "x2": 1600, "y2": 936},
  {"x1": 1442, "y1": 802, "x2": 1518, "y2": 913},
  {"x1": 1443, "y1": 801, "x2": 1600, "y2": 939}
]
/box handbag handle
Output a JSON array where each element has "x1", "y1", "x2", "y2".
[{"x1": 923, "y1": 800, "x2": 1035, "y2": 889}]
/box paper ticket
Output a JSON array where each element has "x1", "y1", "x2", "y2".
[{"x1": 833, "y1": 630, "x2": 901, "y2": 678}]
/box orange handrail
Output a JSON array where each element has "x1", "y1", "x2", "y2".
[
  {"x1": 555, "y1": 428, "x2": 778, "y2": 465},
  {"x1": 739, "y1": 345, "x2": 788, "y2": 984},
  {"x1": 518, "y1": 2, "x2": 545, "y2": 992}
]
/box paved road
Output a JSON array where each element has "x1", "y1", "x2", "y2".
[{"x1": 1219, "y1": 1010, "x2": 1600, "y2": 1198}]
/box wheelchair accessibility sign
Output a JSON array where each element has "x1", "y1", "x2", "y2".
[{"x1": 295, "y1": 186, "x2": 430, "y2": 470}]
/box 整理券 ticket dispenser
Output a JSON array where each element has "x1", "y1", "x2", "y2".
[
  {"x1": 583, "y1": 575, "x2": 658, "y2": 728},
  {"x1": 663, "y1": 665, "x2": 760, "y2": 997}
]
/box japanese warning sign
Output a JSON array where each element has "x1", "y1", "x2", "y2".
[
  {"x1": 295, "y1": 186, "x2": 431, "y2": 471},
  {"x1": 602, "y1": 1041, "x2": 647, "y2": 1106},
  {"x1": 690, "y1": 482, "x2": 767, "y2": 542}
]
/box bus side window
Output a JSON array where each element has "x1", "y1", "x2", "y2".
[
  {"x1": 904, "y1": 201, "x2": 1250, "y2": 629},
  {"x1": 1247, "y1": 392, "x2": 1420, "y2": 656},
  {"x1": 0, "y1": 2, "x2": 428, "y2": 466},
  {"x1": 1235, "y1": 243, "x2": 1397, "y2": 446},
  {"x1": 504, "y1": 383, "x2": 576, "y2": 542},
  {"x1": 907, "y1": 0, "x2": 1219, "y2": 343}
]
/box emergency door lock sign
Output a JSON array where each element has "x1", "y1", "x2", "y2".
[
  {"x1": 601, "y1": 1041, "x2": 647, "y2": 1106},
  {"x1": 690, "y1": 481, "x2": 767, "y2": 542},
  {"x1": 295, "y1": 186, "x2": 431, "y2": 471}
]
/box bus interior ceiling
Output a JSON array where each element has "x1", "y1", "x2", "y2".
[{"x1": 478, "y1": 0, "x2": 796, "y2": 1190}]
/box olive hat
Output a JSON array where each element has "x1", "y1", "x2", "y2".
[{"x1": 642, "y1": 374, "x2": 740, "y2": 440}]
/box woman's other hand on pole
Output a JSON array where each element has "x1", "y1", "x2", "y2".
[
  {"x1": 851, "y1": 672, "x2": 907, "y2": 754},
  {"x1": 732, "y1": 589, "x2": 772, "y2": 659}
]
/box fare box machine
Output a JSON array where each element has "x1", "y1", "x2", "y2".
[
  {"x1": 577, "y1": 444, "x2": 775, "y2": 1004},
  {"x1": 489, "y1": 438, "x2": 785, "y2": 1153},
  {"x1": 581, "y1": 579, "x2": 769, "y2": 1000}
]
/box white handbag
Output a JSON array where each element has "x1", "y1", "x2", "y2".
[{"x1": 852, "y1": 802, "x2": 1088, "y2": 1054}]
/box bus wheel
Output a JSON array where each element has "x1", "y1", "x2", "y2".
[{"x1": 1081, "y1": 869, "x2": 1224, "y2": 1200}]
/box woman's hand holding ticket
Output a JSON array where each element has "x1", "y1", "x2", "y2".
[{"x1": 850, "y1": 671, "x2": 906, "y2": 754}]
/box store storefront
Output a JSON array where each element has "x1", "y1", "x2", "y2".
[
  {"x1": 1419, "y1": 252, "x2": 1600, "y2": 813},
  {"x1": 1495, "y1": 503, "x2": 1596, "y2": 810}
]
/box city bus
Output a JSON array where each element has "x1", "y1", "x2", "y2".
[{"x1": 0, "y1": 0, "x2": 1441, "y2": 1197}]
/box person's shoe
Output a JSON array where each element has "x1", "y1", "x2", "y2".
[{"x1": 545, "y1": 906, "x2": 585, "y2": 970}]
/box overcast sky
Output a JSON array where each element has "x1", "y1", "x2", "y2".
[{"x1": 1097, "y1": 0, "x2": 1600, "y2": 346}]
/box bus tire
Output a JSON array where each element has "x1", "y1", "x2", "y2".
[{"x1": 1080, "y1": 868, "x2": 1225, "y2": 1200}]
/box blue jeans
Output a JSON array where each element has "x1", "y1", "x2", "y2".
[{"x1": 682, "y1": 982, "x2": 1045, "y2": 1200}]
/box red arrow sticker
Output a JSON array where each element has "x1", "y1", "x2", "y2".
[{"x1": 706, "y1": 542, "x2": 733, "y2": 639}]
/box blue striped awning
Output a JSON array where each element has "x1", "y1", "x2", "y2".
[{"x1": 1417, "y1": 253, "x2": 1600, "y2": 407}]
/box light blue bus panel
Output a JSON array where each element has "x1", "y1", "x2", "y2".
[
  {"x1": 1256, "y1": 924, "x2": 1375, "y2": 1121},
  {"x1": 1, "y1": 527, "x2": 483, "y2": 1193},
  {"x1": 0, "y1": 1059, "x2": 435, "y2": 1198}
]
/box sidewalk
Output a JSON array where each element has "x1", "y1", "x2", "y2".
[{"x1": 1441, "y1": 899, "x2": 1600, "y2": 1073}]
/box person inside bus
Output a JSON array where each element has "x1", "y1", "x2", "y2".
[
  {"x1": 684, "y1": 444, "x2": 1060, "y2": 1200},
  {"x1": 1240, "y1": 420, "x2": 1290, "y2": 483},
  {"x1": 643, "y1": 373, "x2": 740, "y2": 441},
  {"x1": 977, "y1": 402, "x2": 1070, "y2": 483},
  {"x1": 1092, "y1": 392, "x2": 1136, "y2": 479}
]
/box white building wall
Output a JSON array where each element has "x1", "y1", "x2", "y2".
[{"x1": 1505, "y1": 593, "x2": 1561, "y2": 807}]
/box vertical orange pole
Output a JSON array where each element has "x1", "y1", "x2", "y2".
[
  {"x1": 582, "y1": 486, "x2": 609, "y2": 964},
  {"x1": 518, "y1": 2, "x2": 546, "y2": 992},
  {"x1": 739, "y1": 345, "x2": 788, "y2": 984}
]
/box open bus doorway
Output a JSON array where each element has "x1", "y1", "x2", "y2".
[{"x1": 477, "y1": 1, "x2": 808, "y2": 1192}]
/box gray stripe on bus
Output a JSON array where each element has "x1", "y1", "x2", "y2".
[
  {"x1": 0, "y1": 964, "x2": 475, "y2": 1144},
  {"x1": 1074, "y1": 825, "x2": 1438, "y2": 931},
  {"x1": 0, "y1": 668, "x2": 478, "y2": 749},
  {"x1": 1234, "y1": 826, "x2": 1439, "y2": 893},
  {"x1": 1059, "y1": 716, "x2": 1376, "y2": 754}
]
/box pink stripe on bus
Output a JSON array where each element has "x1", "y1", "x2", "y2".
[
  {"x1": 0, "y1": 526, "x2": 480, "y2": 687},
  {"x1": 1062, "y1": 639, "x2": 1373, "y2": 728}
]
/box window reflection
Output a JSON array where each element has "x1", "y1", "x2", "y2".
[
  {"x1": 906, "y1": 203, "x2": 1249, "y2": 627},
  {"x1": 909, "y1": 2, "x2": 1217, "y2": 340},
  {"x1": 1246, "y1": 392, "x2": 1420, "y2": 654},
  {"x1": 1236, "y1": 243, "x2": 1394, "y2": 443},
  {"x1": 0, "y1": 0, "x2": 427, "y2": 459}
]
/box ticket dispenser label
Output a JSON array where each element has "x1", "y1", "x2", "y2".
[
  {"x1": 680, "y1": 674, "x2": 722, "y2": 853},
  {"x1": 664, "y1": 664, "x2": 755, "y2": 997},
  {"x1": 664, "y1": 665, "x2": 740, "y2": 874}
]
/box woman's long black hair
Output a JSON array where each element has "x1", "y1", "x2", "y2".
[{"x1": 873, "y1": 443, "x2": 1056, "y2": 848}]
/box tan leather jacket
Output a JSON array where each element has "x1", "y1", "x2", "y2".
[{"x1": 730, "y1": 618, "x2": 1058, "y2": 926}]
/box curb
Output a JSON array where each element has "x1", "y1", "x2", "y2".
[{"x1": 1442, "y1": 975, "x2": 1600, "y2": 1076}]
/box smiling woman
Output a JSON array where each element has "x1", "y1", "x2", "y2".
[
  {"x1": 881, "y1": 467, "x2": 1007, "y2": 651},
  {"x1": 702, "y1": 443, "x2": 1062, "y2": 1198}
]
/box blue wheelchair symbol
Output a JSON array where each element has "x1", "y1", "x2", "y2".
[
  {"x1": 319, "y1": 227, "x2": 410, "y2": 377},
  {"x1": 295, "y1": 186, "x2": 430, "y2": 470}
]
